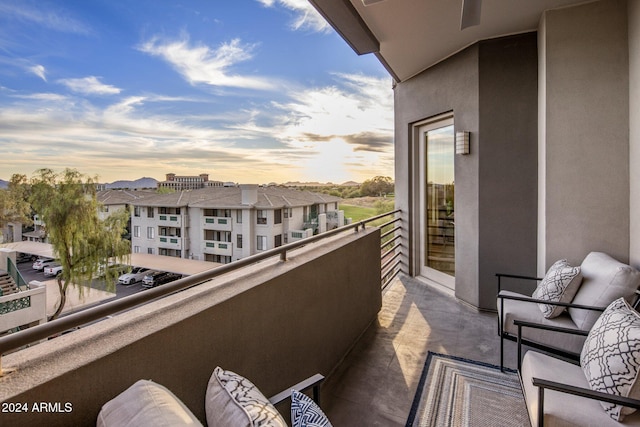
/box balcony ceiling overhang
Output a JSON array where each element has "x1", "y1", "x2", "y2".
[{"x1": 309, "y1": 0, "x2": 587, "y2": 82}]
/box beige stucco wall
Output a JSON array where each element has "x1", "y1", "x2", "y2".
[
  {"x1": 630, "y1": 0, "x2": 640, "y2": 269},
  {"x1": 394, "y1": 33, "x2": 538, "y2": 310},
  {"x1": 538, "y1": 0, "x2": 630, "y2": 272},
  {"x1": 0, "y1": 228, "x2": 382, "y2": 426}
]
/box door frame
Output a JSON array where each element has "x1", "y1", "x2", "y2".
[{"x1": 410, "y1": 112, "x2": 455, "y2": 290}]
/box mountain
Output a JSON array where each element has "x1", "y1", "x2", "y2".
[
  {"x1": 104, "y1": 177, "x2": 158, "y2": 189},
  {"x1": 0, "y1": 179, "x2": 7, "y2": 189}
]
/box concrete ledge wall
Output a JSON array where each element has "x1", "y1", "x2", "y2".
[{"x1": 0, "y1": 228, "x2": 382, "y2": 426}]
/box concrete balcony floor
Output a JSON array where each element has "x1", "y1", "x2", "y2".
[{"x1": 323, "y1": 274, "x2": 517, "y2": 426}]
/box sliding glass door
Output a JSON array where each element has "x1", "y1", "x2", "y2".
[{"x1": 418, "y1": 118, "x2": 455, "y2": 289}]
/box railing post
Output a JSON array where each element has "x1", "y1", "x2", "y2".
[{"x1": 280, "y1": 249, "x2": 287, "y2": 262}]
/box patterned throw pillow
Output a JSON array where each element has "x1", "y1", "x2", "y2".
[
  {"x1": 580, "y1": 298, "x2": 640, "y2": 421},
  {"x1": 205, "y1": 366, "x2": 287, "y2": 427},
  {"x1": 291, "y1": 390, "x2": 333, "y2": 427},
  {"x1": 532, "y1": 259, "x2": 582, "y2": 318}
]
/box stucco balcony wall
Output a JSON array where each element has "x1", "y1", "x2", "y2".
[{"x1": 0, "y1": 228, "x2": 382, "y2": 426}]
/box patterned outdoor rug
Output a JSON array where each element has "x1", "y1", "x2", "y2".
[{"x1": 406, "y1": 352, "x2": 529, "y2": 427}]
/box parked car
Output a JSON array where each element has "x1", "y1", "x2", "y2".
[
  {"x1": 32, "y1": 258, "x2": 55, "y2": 271},
  {"x1": 118, "y1": 267, "x2": 152, "y2": 285},
  {"x1": 44, "y1": 263, "x2": 63, "y2": 277},
  {"x1": 142, "y1": 271, "x2": 181, "y2": 289},
  {"x1": 16, "y1": 252, "x2": 36, "y2": 263}
]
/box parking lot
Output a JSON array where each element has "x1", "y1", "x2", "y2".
[{"x1": 17, "y1": 259, "x2": 147, "y2": 316}]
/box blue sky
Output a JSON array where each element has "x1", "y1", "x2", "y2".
[{"x1": 0, "y1": 0, "x2": 393, "y2": 184}]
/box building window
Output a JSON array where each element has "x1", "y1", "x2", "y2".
[
  {"x1": 147, "y1": 207, "x2": 154, "y2": 218},
  {"x1": 292, "y1": 231, "x2": 303, "y2": 239},
  {"x1": 257, "y1": 235, "x2": 267, "y2": 251},
  {"x1": 148, "y1": 248, "x2": 154, "y2": 255},
  {"x1": 257, "y1": 210, "x2": 267, "y2": 225},
  {"x1": 236, "y1": 210, "x2": 243, "y2": 224},
  {"x1": 284, "y1": 208, "x2": 292, "y2": 219},
  {"x1": 133, "y1": 226, "x2": 140, "y2": 238},
  {"x1": 274, "y1": 209, "x2": 282, "y2": 224},
  {"x1": 237, "y1": 234, "x2": 243, "y2": 249},
  {"x1": 274, "y1": 234, "x2": 282, "y2": 248},
  {"x1": 134, "y1": 246, "x2": 141, "y2": 253},
  {"x1": 134, "y1": 206, "x2": 141, "y2": 217},
  {"x1": 147, "y1": 227, "x2": 155, "y2": 239}
]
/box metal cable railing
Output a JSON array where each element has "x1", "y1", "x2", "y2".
[{"x1": 0, "y1": 209, "x2": 403, "y2": 372}]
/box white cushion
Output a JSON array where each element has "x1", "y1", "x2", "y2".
[
  {"x1": 291, "y1": 389, "x2": 332, "y2": 427},
  {"x1": 205, "y1": 366, "x2": 287, "y2": 427},
  {"x1": 569, "y1": 252, "x2": 640, "y2": 330},
  {"x1": 96, "y1": 379, "x2": 203, "y2": 427},
  {"x1": 581, "y1": 298, "x2": 640, "y2": 421},
  {"x1": 498, "y1": 290, "x2": 586, "y2": 355},
  {"x1": 532, "y1": 259, "x2": 583, "y2": 318},
  {"x1": 521, "y1": 351, "x2": 640, "y2": 427}
]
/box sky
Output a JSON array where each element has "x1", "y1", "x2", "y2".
[{"x1": 0, "y1": 0, "x2": 394, "y2": 185}]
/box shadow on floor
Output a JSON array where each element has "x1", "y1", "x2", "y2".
[{"x1": 322, "y1": 274, "x2": 520, "y2": 426}]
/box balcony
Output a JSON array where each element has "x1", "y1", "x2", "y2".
[
  {"x1": 0, "y1": 282, "x2": 47, "y2": 335},
  {"x1": 157, "y1": 214, "x2": 184, "y2": 227},
  {"x1": 157, "y1": 235, "x2": 185, "y2": 250},
  {"x1": 202, "y1": 216, "x2": 233, "y2": 231},
  {"x1": 202, "y1": 240, "x2": 233, "y2": 256},
  {"x1": 0, "y1": 209, "x2": 511, "y2": 426}
]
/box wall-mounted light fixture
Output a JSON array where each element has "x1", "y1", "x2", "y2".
[{"x1": 456, "y1": 131, "x2": 470, "y2": 155}]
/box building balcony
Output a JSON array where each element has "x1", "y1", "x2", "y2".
[
  {"x1": 202, "y1": 216, "x2": 233, "y2": 231},
  {"x1": 157, "y1": 236, "x2": 186, "y2": 250},
  {"x1": 202, "y1": 240, "x2": 233, "y2": 256},
  {"x1": 0, "y1": 282, "x2": 47, "y2": 335},
  {"x1": 0, "y1": 214, "x2": 398, "y2": 426},
  {"x1": 157, "y1": 214, "x2": 185, "y2": 227}
]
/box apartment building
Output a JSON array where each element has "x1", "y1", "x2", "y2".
[
  {"x1": 157, "y1": 173, "x2": 223, "y2": 191},
  {"x1": 130, "y1": 185, "x2": 343, "y2": 264}
]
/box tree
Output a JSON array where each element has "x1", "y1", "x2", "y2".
[
  {"x1": 360, "y1": 176, "x2": 394, "y2": 197},
  {"x1": 30, "y1": 169, "x2": 130, "y2": 320},
  {"x1": 0, "y1": 174, "x2": 33, "y2": 240}
]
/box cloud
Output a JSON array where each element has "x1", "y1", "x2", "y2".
[
  {"x1": 0, "y1": 2, "x2": 91, "y2": 35},
  {"x1": 58, "y1": 76, "x2": 121, "y2": 95},
  {"x1": 28, "y1": 64, "x2": 47, "y2": 81},
  {"x1": 270, "y1": 73, "x2": 394, "y2": 153},
  {"x1": 256, "y1": 0, "x2": 330, "y2": 33},
  {"x1": 0, "y1": 72, "x2": 393, "y2": 183},
  {"x1": 138, "y1": 35, "x2": 277, "y2": 91}
]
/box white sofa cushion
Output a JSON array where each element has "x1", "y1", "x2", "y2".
[
  {"x1": 498, "y1": 290, "x2": 586, "y2": 355},
  {"x1": 521, "y1": 351, "x2": 640, "y2": 427},
  {"x1": 581, "y1": 298, "x2": 640, "y2": 421},
  {"x1": 569, "y1": 252, "x2": 640, "y2": 330},
  {"x1": 205, "y1": 366, "x2": 287, "y2": 427},
  {"x1": 532, "y1": 259, "x2": 583, "y2": 318},
  {"x1": 96, "y1": 379, "x2": 203, "y2": 427}
]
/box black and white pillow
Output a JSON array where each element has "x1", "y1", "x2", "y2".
[
  {"x1": 206, "y1": 367, "x2": 287, "y2": 427},
  {"x1": 580, "y1": 298, "x2": 640, "y2": 421},
  {"x1": 532, "y1": 259, "x2": 582, "y2": 318},
  {"x1": 291, "y1": 390, "x2": 332, "y2": 427}
]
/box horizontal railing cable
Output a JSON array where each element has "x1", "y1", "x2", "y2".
[{"x1": 0, "y1": 209, "x2": 402, "y2": 369}]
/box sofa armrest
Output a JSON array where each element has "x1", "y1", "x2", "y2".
[
  {"x1": 531, "y1": 377, "x2": 640, "y2": 426},
  {"x1": 499, "y1": 292, "x2": 607, "y2": 312},
  {"x1": 514, "y1": 319, "x2": 589, "y2": 370},
  {"x1": 496, "y1": 273, "x2": 542, "y2": 293},
  {"x1": 268, "y1": 373, "x2": 325, "y2": 406},
  {"x1": 532, "y1": 377, "x2": 640, "y2": 409}
]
